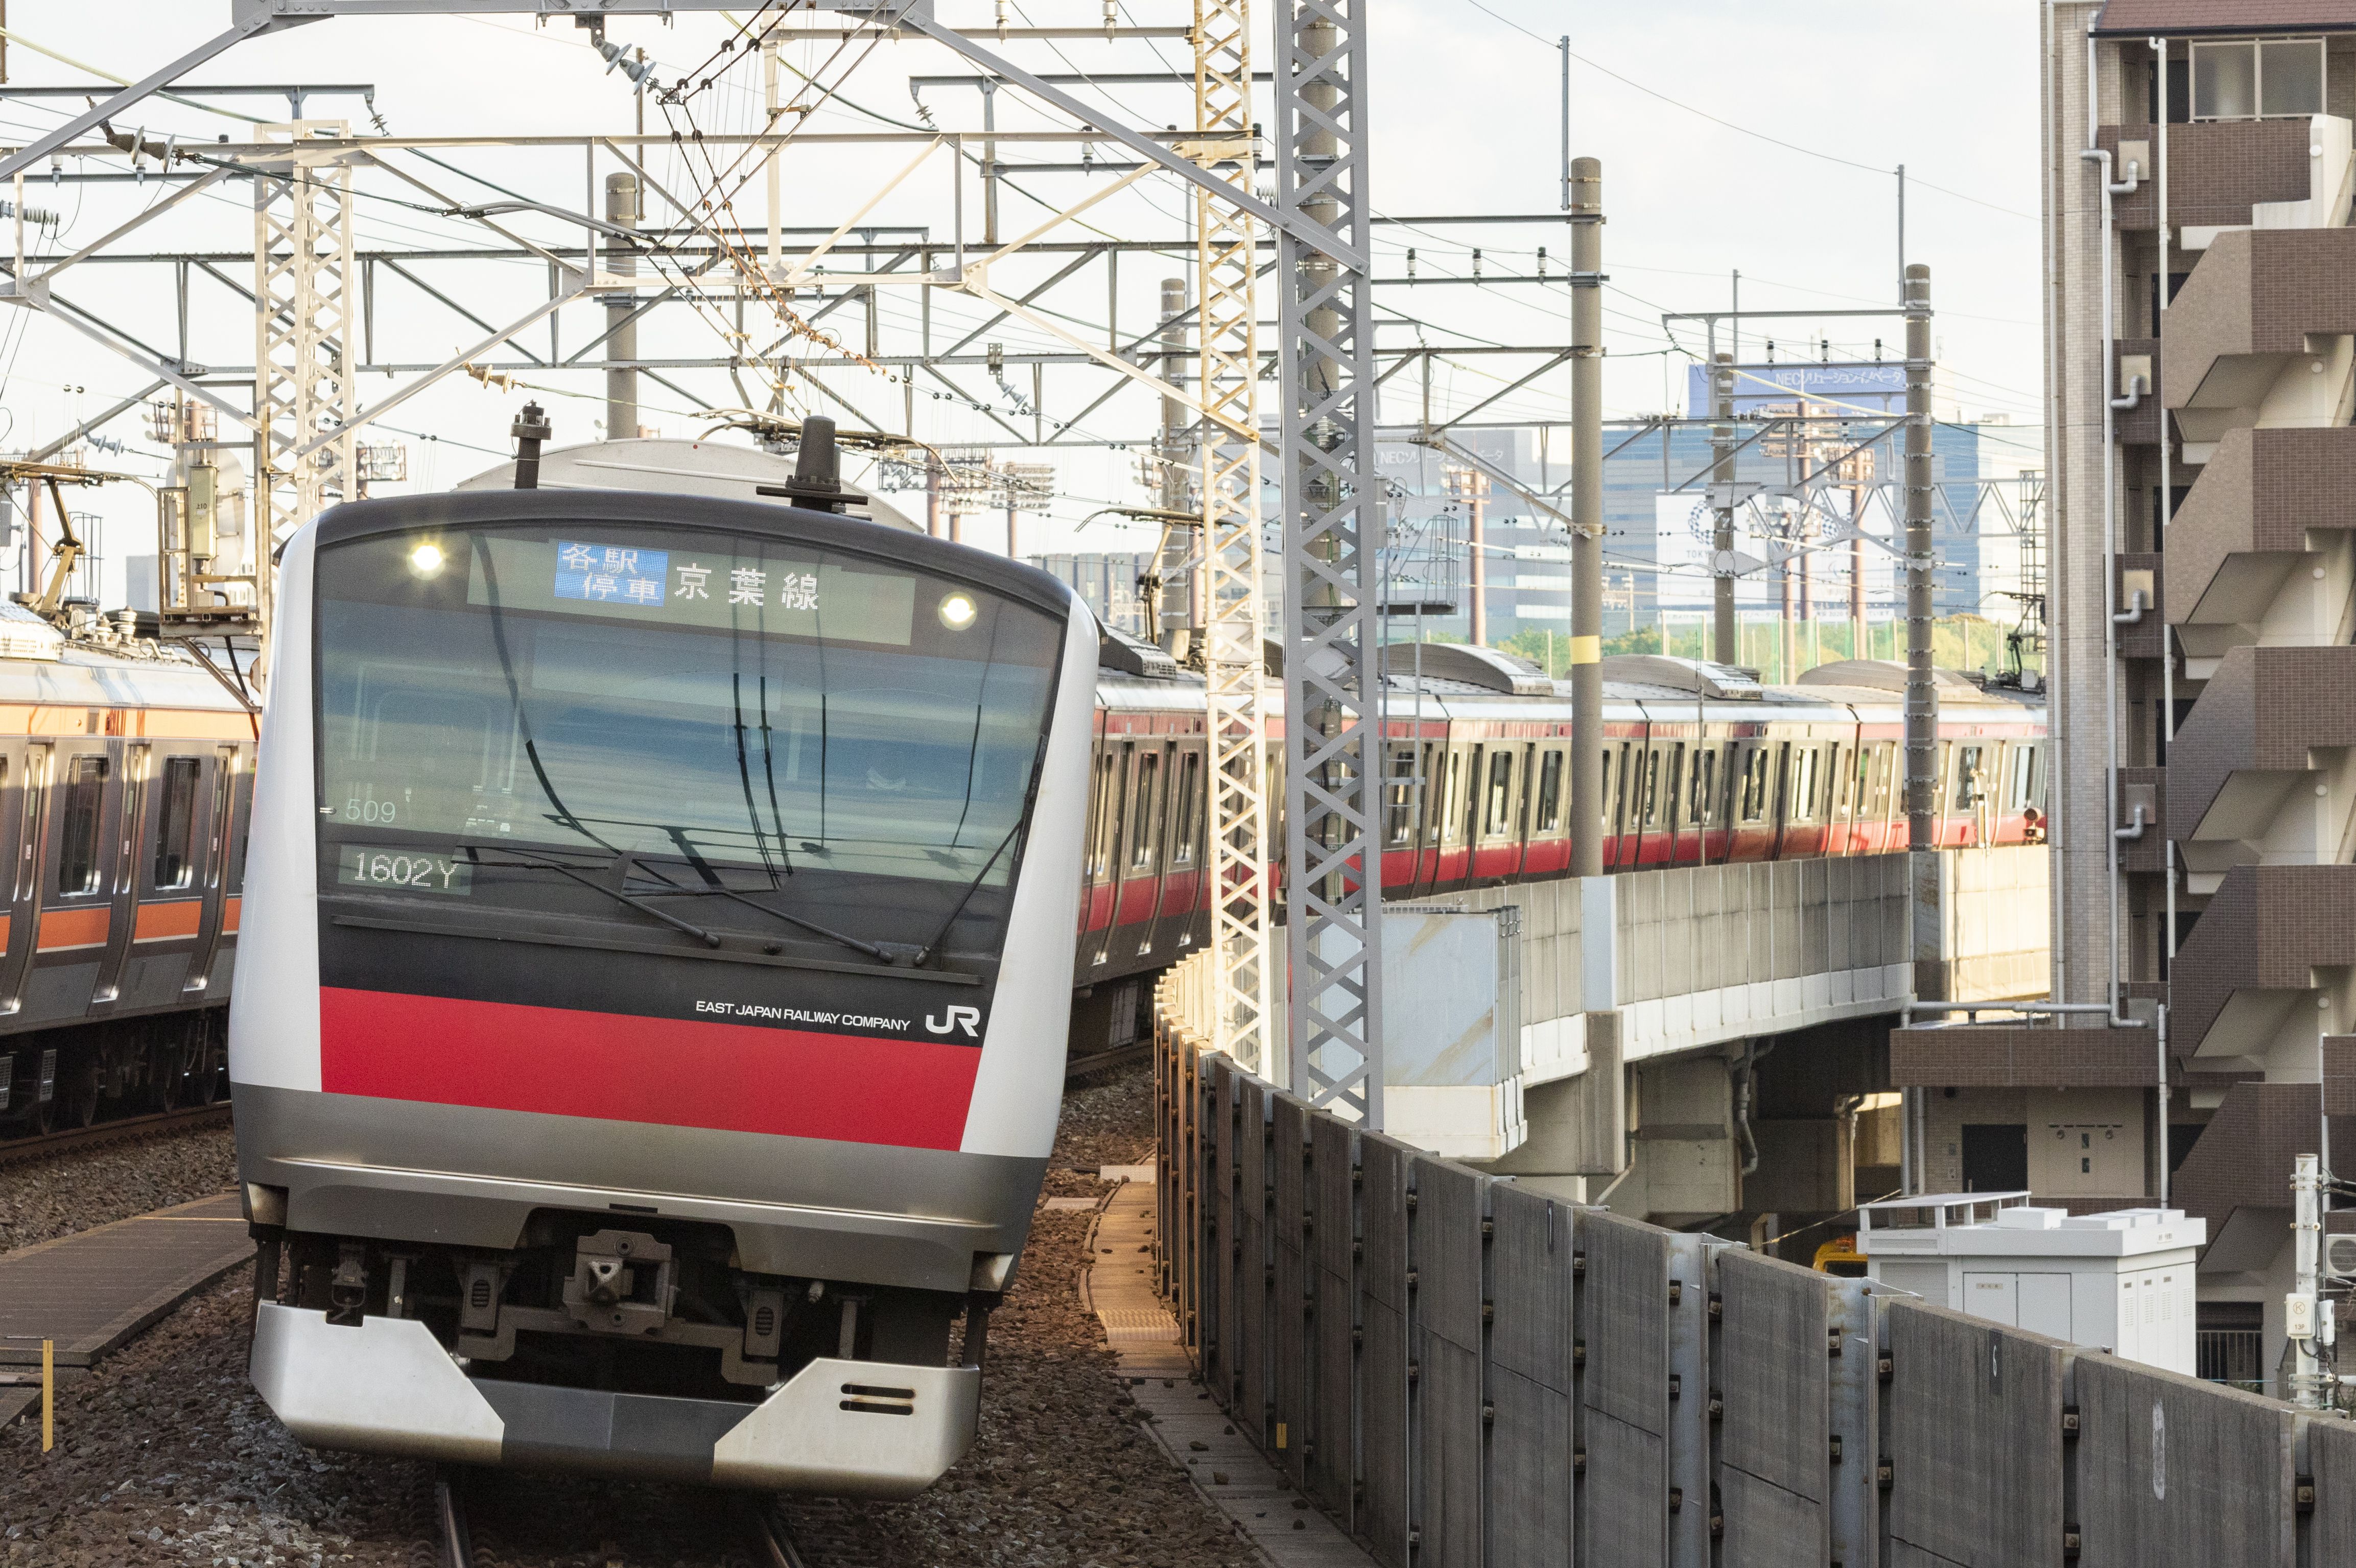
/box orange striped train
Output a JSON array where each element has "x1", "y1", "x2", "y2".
[{"x1": 0, "y1": 606, "x2": 254, "y2": 1133}]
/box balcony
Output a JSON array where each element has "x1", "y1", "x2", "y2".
[
  {"x1": 2162, "y1": 425, "x2": 2356, "y2": 668},
  {"x1": 2160, "y1": 226, "x2": 2356, "y2": 465},
  {"x1": 1888, "y1": 1019, "x2": 2157, "y2": 1089},
  {"x1": 2166, "y1": 644, "x2": 2356, "y2": 891},
  {"x1": 2094, "y1": 118, "x2": 2323, "y2": 234},
  {"x1": 2164, "y1": 862, "x2": 2356, "y2": 1064},
  {"x1": 2170, "y1": 1081, "x2": 2353, "y2": 1268}
]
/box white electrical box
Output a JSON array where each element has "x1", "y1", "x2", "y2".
[{"x1": 1856, "y1": 1192, "x2": 2206, "y2": 1375}]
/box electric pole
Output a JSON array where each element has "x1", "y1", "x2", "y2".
[
  {"x1": 604, "y1": 173, "x2": 640, "y2": 442},
  {"x1": 1904, "y1": 264, "x2": 1942, "y2": 1005},
  {"x1": 1711, "y1": 351, "x2": 1736, "y2": 663},
  {"x1": 1569, "y1": 157, "x2": 1604, "y2": 878}
]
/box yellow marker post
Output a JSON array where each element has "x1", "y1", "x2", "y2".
[
  {"x1": 1567, "y1": 634, "x2": 1601, "y2": 666},
  {"x1": 41, "y1": 1337, "x2": 53, "y2": 1453}
]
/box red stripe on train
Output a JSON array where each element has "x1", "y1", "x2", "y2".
[{"x1": 317, "y1": 987, "x2": 980, "y2": 1150}]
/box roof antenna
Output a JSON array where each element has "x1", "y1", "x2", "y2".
[
  {"x1": 511, "y1": 401, "x2": 552, "y2": 490},
  {"x1": 758, "y1": 415, "x2": 870, "y2": 515}
]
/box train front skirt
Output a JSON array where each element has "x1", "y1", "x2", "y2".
[{"x1": 250, "y1": 1301, "x2": 981, "y2": 1495}]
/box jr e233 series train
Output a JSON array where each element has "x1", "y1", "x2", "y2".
[
  {"x1": 230, "y1": 436, "x2": 2043, "y2": 1496},
  {"x1": 1066, "y1": 639, "x2": 2045, "y2": 1049}
]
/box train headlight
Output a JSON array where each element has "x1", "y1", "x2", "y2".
[
  {"x1": 937, "y1": 591, "x2": 978, "y2": 631},
  {"x1": 408, "y1": 542, "x2": 446, "y2": 578}
]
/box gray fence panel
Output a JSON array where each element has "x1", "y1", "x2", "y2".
[
  {"x1": 1488, "y1": 1184, "x2": 1574, "y2": 1568},
  {"x1": 1714, "y1": 1250, "x2": 1831, "y2": 1566},
  {"x1": 1273, "y1": 1093, "x2": 1314, "y2": 1489},
  {"x1": 1308, "y1": 1111, "x2": 1359, "y2": 1528},
  {"x1": 1410, "y1": 1157, "x2": 1486, "y2": 1568},
  {"x1": 1717, "y1": 1469, "x2": 1818, "y2": 1568},
  {"x1": 1586, "y1": 1409, "x2": 1668, "y2": 1568},
  {"x1": 1581, "y1": 1211, "x2": 1673, "y2": 1566},
  {"x1": 1237, "y1": 1076, "x2": 1273, "y2": 1446},
  {"x1": 1582, "y1": 1210, "x2": 1672, "y2": 1432},
  {"x1": 1885, "y1": 1301, "x2": 2066, "y2": 1568},
  {"x1": 1204, "y1": 1055, "x2": 1236, "y2": 1410},
  {"x1": 2316, "y1": 1412, "x2": 2356, "y2": 1564},
  {"x1": 2075, "y1": 1355, "x2": 2297, "y2": 1568},
  {"x1": 1360, "y1": 1132, "x2": 1417, "y2": 1568}
]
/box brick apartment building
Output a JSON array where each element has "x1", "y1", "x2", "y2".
[{"x1": 1896, "y1": 1, "x2": 2356, "y2": 1377}]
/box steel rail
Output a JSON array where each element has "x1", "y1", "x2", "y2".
[{"x1": 0, "y1": 1100, "x2": 231, "y2": 1170}]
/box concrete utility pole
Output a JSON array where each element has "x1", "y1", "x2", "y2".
[
  {"x1": 1711, "y1": 351, "x2": 1736, "y2": 663},
  {"x1": 1569, "y1": 157, "x2": 1604, "y2": 879},
  {"x1": 1466, "y1": 469, "x2": 1488, "y2": 646},
  {"x1": 1903, "y1": 263, "x2": 1944, "y2": 1008},
  {"x1": 1156, "y1": 276, "x2": 1195, "y2": 651},
  {"x1": 1903, "y1": 265, "x2": 1935, "y2": 848},
  {"x1": 603, "y1": 172, "x2": 639, "y2": 442}
]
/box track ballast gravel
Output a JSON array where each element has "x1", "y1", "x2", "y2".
[
  {"x1": 0, "y1": 1122, "x2": 238, "y2": 1255},
  {"x1": 2, "y1": 1068, "x2": 1258, "y2": 1568}
]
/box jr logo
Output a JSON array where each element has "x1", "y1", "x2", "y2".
[{"x1": 926, "y1": 1005, "x2": 983, "y2": 1038}]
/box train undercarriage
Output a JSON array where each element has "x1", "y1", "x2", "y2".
[{"x1": 0, "y1": 1006, "x2": 229, "y2": 1136}]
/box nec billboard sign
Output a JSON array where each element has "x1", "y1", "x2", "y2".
[{"x1": 1685, "y1": 361, "x2": 1907, "y2": 418}]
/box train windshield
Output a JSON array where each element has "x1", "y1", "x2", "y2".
[{"x1": 313, "y1": 524, "x2": 1063, "y2": 901}]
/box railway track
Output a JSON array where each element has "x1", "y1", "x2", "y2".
[
  {"x1": 0, "y1": 1100, "x2": 232, "y2": 1169},
  {"x1": 432, "y1": 1468, "x2": 885, "y2": 1568}
]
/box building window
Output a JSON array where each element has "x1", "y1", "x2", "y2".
[{"x1": 2191, "y1": 38, "x2": 2323, "y2": 121}]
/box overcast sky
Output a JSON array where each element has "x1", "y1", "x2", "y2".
[{"x1": 0, "y1": 1, "x2": 2044, "y2": 579}]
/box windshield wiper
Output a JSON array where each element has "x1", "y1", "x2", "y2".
[
  {"x1": 461, "y1": 847, "x2": 722, "y2": 948},
  {"x1": 732, "y1": 671, "x2": 790, "y2": 882},
  {"x1": 914, "y1": 817, "x2": 1025, "y2": 967},
  {"x1": 633, "y1": 875, "x2": 921, "y2": 967}
]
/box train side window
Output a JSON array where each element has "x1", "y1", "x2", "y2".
[
  {"x1": 1086, "y1": 749, "x2": 1118, "y2": 880},
  {"x1": 152, "y1": 757, "x2": 201, "y2": 891},
  {"x1": 1384, "y1": 745, "x2": 1417, "y2": 846},
  {"x1": 227, "y1": 757, "x2": 253, "y2": 894},
  {"x1": 1954, "y1": 745, "x2": 1985, "y2": 810},
  {"x1": 1171, "y1": 751, "x2": 1202, "y2": 869},
  {"x1": 1440, "y1": 749, "x2": 1463, "y2": 844},
  {"x1": 1484, "y1": 750, "x2": 1514, "y2": 838},
  {"x1": 1738, "y1": 747, "x2": 1764, "y2": 823},
  {"x1": 2010, "y1": 743, "x2": 2041, "y2": 813},
  {"x1": 57, "y1": 755, "x2": 108, "y2": 897},
  {"x1": 1689, "y1": 747, "x2": 1716, "y2": 825},
  {"x1": 1789, "y1": 748, "x2": 1819, "y2": 821},
  {"x1": 1640, "y1": 747, "x2": 1663, "y2": 827},
  {"x1": 1537, "y1": 749, "x2": 1565, "y2": 833},
  {"x1": 1129, "y1": 750, "x2": 1163, "y2": 872},
  {"x1": 1107, "y1": 744, "x2": 1136, "y2": 880}
]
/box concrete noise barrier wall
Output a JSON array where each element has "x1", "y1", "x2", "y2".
[{"x1": 1154, "y1": 979, "x2": 2351, "y2": 1567}]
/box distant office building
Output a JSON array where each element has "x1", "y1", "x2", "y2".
[
  {"x1": 1371, "y1": 411, "x2": 2018, "y2": 647},
  {"x1": 1028, "y1": 552, "x2": 1152, "y2": 637}
]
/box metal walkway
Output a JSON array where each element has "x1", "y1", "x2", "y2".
[
  {"x1": 0, "y1": 1191, "x2": 252, "y2": 1428},
  {"x1": 1086, "y1": 1168, "x2": 1375, "y2": 1568}
]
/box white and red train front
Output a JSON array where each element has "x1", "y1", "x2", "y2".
[{"x1": 230, "y1": 488, "x2": 1095, "y2": 1493}]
